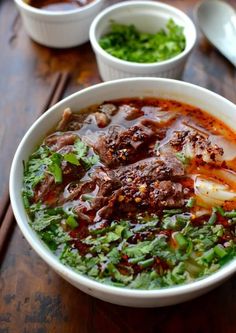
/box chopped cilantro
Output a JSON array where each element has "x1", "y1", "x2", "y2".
[
  {"x1": 23, "y1": 145, "x2": 52, "y2": 199},
  {"x1": 66, "y1": 216, "x2": 78, "y2": 229},
  {"x1": 48, "y1": 153, "x2": 63, "y2": 183},
  {"x1": 63, "y1": 153, "x2": 80, "y2": 166},
  {"x1": 73, "y1": 139, "x2": 100, "y2": 169},
  {"x1": 99, "y1": 19, "x2": 186, "y2": 63}
]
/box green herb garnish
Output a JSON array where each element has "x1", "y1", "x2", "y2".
[{"x1": 99, "y1": 19, "x2": 186, "y2": 63}]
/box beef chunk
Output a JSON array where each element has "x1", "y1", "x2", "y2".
[
  {"x1": 99, "y1": 103, "x2": 117, "y2": 116},
  {"x1": 80, "y1": 155, "x2": 186, "y2": 221},
  {"x1": 94, "y1": 112, "x2": 110, "y2": 128},
  {"x1": 149, "y1": 181, "x2": 184, "y2": 208},
  {"x1": 108, "y1": 157, "x2": 185, "y2": 216},
  {"x1": 96, "y1": 179, "x2": 184, "y2": 221},
  {"x1": 114, "y1": 155, "x2": 184, "y2": 183},
  {"x1": 94, "y1": 122, "x2": 166, "y2": 167}
]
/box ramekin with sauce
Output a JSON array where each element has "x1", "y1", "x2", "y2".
[{"x1": 14, "y1": 0, "x2": 104, "y2": 48}]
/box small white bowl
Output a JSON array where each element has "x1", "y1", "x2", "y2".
[
  {"x1": 90, "y1": 1, "x2": 196, "y2": 81},
  {"x1": 89, "y1": 1, "x2": 197, "y2": 81},
  {"x1": 14, "y1": 0, "x2": 104, "y2": 48},
  {"x1": 10, "y1": 78, "x2": 236, "y2": 307}
]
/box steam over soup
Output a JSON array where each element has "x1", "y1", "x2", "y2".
[{"x1": 23, "y1": 98, "x2": 236, "y2": 289}]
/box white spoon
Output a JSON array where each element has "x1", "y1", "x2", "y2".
[{"x1": 195, "y1": 0, "x2": 236, "y2": 67}]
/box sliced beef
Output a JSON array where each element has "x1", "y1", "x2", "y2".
[
  {"x1": 93, "y1": 122, "x2": 166, "y2": 167},
  {"x1": 106, "y1": 156, "x2": 185, "y2": 216},
  {"x1": 34, "y1": 173, "x2": 55, "y2": 203},
  {"x1": 74, "y1": 155, "x2": 186, "y2": 222},
  {"x1": 114, "y1": 155, "x2": 184, "y2": 183},
  {"x1": 149, "y1": 181, "x2": 184, "y2": 208},
  {"x1": 95, "y1": 179, "x2": 184, "y2": 221}
]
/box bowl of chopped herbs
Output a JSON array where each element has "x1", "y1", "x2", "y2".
[{"x1": 89, "y1": 1, "x2": 196, "y2": 81}]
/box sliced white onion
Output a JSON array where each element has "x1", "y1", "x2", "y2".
[
  {"x1": 194, "y1": 208, "x2": 211, "y2": 218},
  {"x1": 141, "y1": 107, "x2": 178, "y2": 123},
  {"x1": 194, "y1": 176, "x2": 236, "y2": 204},
  {"x1": 213, "y1": 168, "x2": 236, "y2": 186},
  {"x1": 182, "y1": 142, "x2": 195, "y2": 159},
  {"x1": 196, "y1": 191, "x2": 224, "y2": 207},
  {"x1": 210, "y1": 135, "x2": 236, "y2": 161}
]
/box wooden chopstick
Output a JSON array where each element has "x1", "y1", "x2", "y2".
[
  {"x1": 0, "y1": 189, "x2": 10, "y2": 226},
  {"x1": 0, "y1": 71, "x2": 70, "y2": 260}
]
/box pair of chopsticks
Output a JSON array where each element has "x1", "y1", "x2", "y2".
[{"x1": 0, "y1": 71, "x2": 70, "y2": 260}]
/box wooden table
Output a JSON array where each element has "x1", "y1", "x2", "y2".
[{"x1": 0, "y1": 0, "x2": 235, "y2": 332}]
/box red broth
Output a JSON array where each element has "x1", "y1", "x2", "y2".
[{"x1": 23, "y1": 98, "x2": 236, "y2": 289}]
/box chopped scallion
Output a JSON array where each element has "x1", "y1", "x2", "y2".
[
  {"x1": 214, "y1": 244, "x2": 227, "y2": 258},
  {"x1": 215, "y1": 206, "x2": 225, "y2": 216},
  {"x1": 138, "y1": 258, "x2": 154, "y2": 268},
  {"x1": 208, "y1": 211, "x2": 217, "y2": 225},
  {"x1": 201, "y1": 248, "x2": 214, "y2": 263},
  {"x1": 174, "y1": 233, "x2": 188, "y2": 249},
  {"x1": 223, "y1": 210, "x2": 236, "y2": 218}
]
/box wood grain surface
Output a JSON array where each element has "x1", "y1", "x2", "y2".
[{"x1": 0, "y1": 0, "x2": 236, "y2": 332}]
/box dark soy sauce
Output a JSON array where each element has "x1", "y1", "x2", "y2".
[{"x1": 27, "y1": 0, "x2": 94, "y2": 11}]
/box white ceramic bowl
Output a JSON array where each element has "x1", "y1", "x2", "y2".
[
  {"x1": 10, "y1": 78, "x2": 236, "y2": 307},
  {"x1": 89, "y1": 1, "x2": 197, "y2": 81},
  {"x1": 14, "y1": 0, "x2": 104, "y2": 48}
]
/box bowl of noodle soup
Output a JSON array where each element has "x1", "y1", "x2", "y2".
[{"x1": 10, "y1": 78, "x2": 236, "y2": 307}]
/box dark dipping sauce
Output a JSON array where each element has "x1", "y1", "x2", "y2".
[
  {"x1": 27, "y1": 0, "x2": 94, "y2": 11},
  {"x1": 23, "y1": 98, "x2": 236, "y2": 289}
]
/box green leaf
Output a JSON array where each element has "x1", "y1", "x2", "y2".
[
  {"x1": 48, "y1": 153, "x2": 63, "y2": 183},
  {"x1": 163, "y1": 262, "x2": 192, "y2": 286},
  {"x1": 30, "y1": 205, "x2": 63, "y2": 231},
  {"x1": 64, "y1": 153, "x2": 80, "y2": 166},
  {"x1": 23, "y1": 145, "x2": 52, "y2": 198},
  {"x1": 66, "y1": 215, "x2": 78, "y2": 229},
  {"x1": 73, "y1": 138, "x2": 100, "y2": 169},
  {"x1": 74, "y1": 139, "x2": 88, "y2": 159},
  {"x1": 162, "y1": 213, "x2": 190, "y2": 230}
]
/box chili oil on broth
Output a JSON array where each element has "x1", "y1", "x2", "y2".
[{"x1": 22, "y1": 98, "x2": 236, "y2": 290}]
